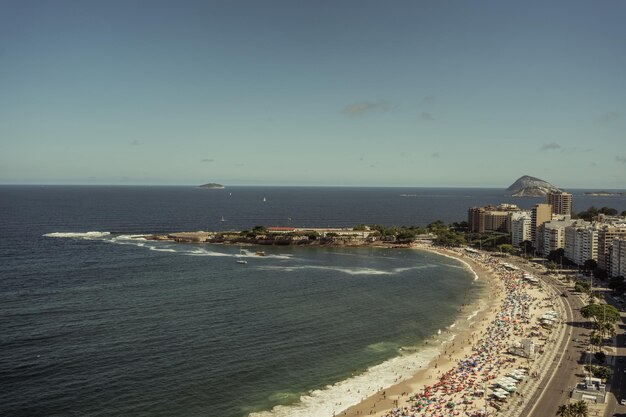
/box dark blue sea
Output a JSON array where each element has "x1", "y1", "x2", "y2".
[{"x1": 1, "y1": 186, "x2": 624, "y2": 417}]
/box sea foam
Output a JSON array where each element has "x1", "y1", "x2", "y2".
[
  {"x1": 43, "y1": 231, "x2": 111, "y2": 239},
  {"x1": 258, "y1": 265, "x2": 393, "y2": 276},
  {"x1": 248, "y1": 343, "x2": 441, "y2": 417}
]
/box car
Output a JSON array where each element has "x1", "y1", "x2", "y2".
[{"x1": 621, "y1": 399, "x2": 626, "y2": 405}]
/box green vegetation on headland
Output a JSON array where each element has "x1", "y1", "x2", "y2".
[
  {"x1": 574, "y1": 206, "x2": 626, "y2": 220},
  {"x1": 147, "y1": 221, "x2": 468, "y2": 248}
]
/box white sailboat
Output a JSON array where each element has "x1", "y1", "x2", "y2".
[
  {"x1": 262, "y1": 197, "x2": 266, "y2": 202},
  {"x1": 220, "y1": 215, "x2": 225, "y2": 222}
]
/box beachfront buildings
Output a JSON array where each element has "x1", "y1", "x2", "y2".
[
  {"x1": 610, "y1": 238, "x2": 626, "y2": 278},
  {"x1": 548, "y1": 191, "x2": 572, "y2": 216},
  {"x1": 531, "y1": 204, "x2": 552, "y2": 250},
  {"x1": 536, "y1": 217, "x2": 577, "y2": 256},
  {"x1": 564, "y1": 221, "x2": 598, "y2": 266},
  {"x1": 598, "y1": 224, "x2": 626, "y2": 271},
  {"x1": 560, "y1": 216, "x2": 626, "y2": 276},
  {"x1": 468, "y1": 204, "x2": 521, "y2": 234},
  {"x1": 510, "y1": 211, "x2": 532, "y2": 248}
]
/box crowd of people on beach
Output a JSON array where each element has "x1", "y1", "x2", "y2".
[{"x1": 374, "y1": 248, "x2": 553, "y2": 417}]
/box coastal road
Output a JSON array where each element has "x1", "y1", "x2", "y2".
[
  {"x1": 526, "y1": 275, "x2": 585, "y2": 417},
  {"x1": 603, "y1": 295, "x2": 626, "y2": 417},
  {"x1": 504, "y1": 261, "x2": 589, "y2": 417}
]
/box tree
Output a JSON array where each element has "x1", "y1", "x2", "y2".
[
  {"x1": 432, "y1": 230, "x2": 465, "y2": 247},
  {"x1": 556, "y1": 404, "x2": 570, "y2": 417},
  {"x1": 547, "y1": 261, "x2": 558, "y2": 272},
  {"x1": 396, "y1": 230, "x2": 417, "y2": 242},
  {"x1": 583, "y1": 259, "x2": 598, "y2": 272},
  {"x1": 252, "y1": 225, "x2": 267, "y2": 234},
  {"x1": 581, "y1": 304, "x2": 621, "y2": 323},
  {"x1": 594, "y1": 351, "x2": 606, "y2": 364},
  {"x1": 520, "y1": 240, "x2": 534, "y2": 257},
  {"x1": 574, "y1": 281, "x2": 591, "y2": 293},
  {"x1": 584, "y1": 365, "x2": 613, "y2": 380},
  {"x1": 498, "y1": 244, "x2": 515, "y2": 254},
  {"x1": 570, "y1": 400, "x2": 589, "y2": 417},
  {"x1": 577, "y1": 206, "x2": 599, "y2": 221},
  {"x1": 450, "y1": 221, "x2": 469, "y2": 232},
  {"x1": 599, "y1": 206, "x2": 618, "y2": 216},
  {"x1": 547, "y1": 248, "x2": 566, "y2": 263},
  {"x1": 593, "y1": 268, "x2": 608, "y2": 280},
  {"x1": 608, "y1": 276, "x2": 626, "y2": 294},
  {"x1": 427, "y1": 220, "x2": 447, "y2": 232},
  {"x1": 581, "y1": 303, "x2": 621, "y2": 345}
]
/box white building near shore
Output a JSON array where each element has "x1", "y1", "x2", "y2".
[
  {"x1": 538, "y1": 217, "x2": 576, "y2": 256},
  {"x1": 564, "y1": 221, "x2": 598, "y2": 266},
  {"x1": 610, "y1": 238, "x2": 626, "y2": 278},
  {"x1": 510, "y1": 211, "x2": 531, "y2": 248}
]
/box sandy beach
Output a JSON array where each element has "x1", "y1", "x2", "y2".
[{"x1": 335, "y1": 245, "x2": 561, "y2": 417}]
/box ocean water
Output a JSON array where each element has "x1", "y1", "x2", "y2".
[{"x1": 1, "y1": 186, "x2": 624, "y2": 417}]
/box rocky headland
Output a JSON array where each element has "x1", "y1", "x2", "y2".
[{"x1": 506, "y1": 175, "x2": 562, "y2": 197}]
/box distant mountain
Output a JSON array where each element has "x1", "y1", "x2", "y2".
[
  {"x1": 198, "y1": 183, "x2": 225, "y2": 189},
  {"x1": 506, "y1": 175, "x2": 562, "y2": 197}
]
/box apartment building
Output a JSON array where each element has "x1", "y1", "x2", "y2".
[
  {"x1": 510, "y1": 211, "x2": 532, "y2": 248},
  {"x1": 598, "y1": 224, "x2": 626, "y2": 270},
  {"x1": 547, "y1": 191, "x2": 572, "y2": 216},
  {"x1": 531, "y1": 204, "x2": 552, "y2": 250},
  {"x1": 468, "y1": 204, "x2": 521, "y2": 234},
  {"x1": 609, "y1": 238, "x2": 626, "y2": 278},
  {"x1": 538, "y1": 217, "x2": 576, "y2": 256},
  {"x1": 564, "y1": 221, "x2": 598, "y2": 265}
]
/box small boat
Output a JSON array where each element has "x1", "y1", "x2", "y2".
[
  {"x1": 235, "y1": 247, "x2": 247, "y2": 263},
  {"x1": 220, "y1": 216, "x2": 225, "y2": 222},
  {"x1": 255, "y1": 251, "x2": 266, "y2": 256},
  {"x1": 262, "y1": 197, "x2": 266, "y2": 202}
]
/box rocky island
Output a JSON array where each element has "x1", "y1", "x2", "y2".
[
  {"x1": 583, "y1": 191, "x2": 626, "y2": 196},
  {"x1": 198, "y1": 183, "x2": 225, "y2": 189},
  {"x1": 506, "y1": 175, "x2": 562, "y2": 197}
]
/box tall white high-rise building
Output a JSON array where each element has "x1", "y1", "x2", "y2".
[
  {"x1": 510, "y1": 211, "x2": 531, "y2": 248},
  {"x1": 564, "y1": 221, "x2": 598, "y2": 266},
  {"x1": 609, "y1": 238, "x2": 626, "y2": 278},
  {"x1": 539, "y1": 217, "x2": 576, "y2": 256}
]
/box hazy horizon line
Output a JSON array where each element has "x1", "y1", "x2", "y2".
[{"x1": 1, "y1": 183, "x2": 624, "y2": 191}]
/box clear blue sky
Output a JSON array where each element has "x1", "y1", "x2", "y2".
[{"x1": 1, "y1": 0, "x2": 625, "y2": 188}]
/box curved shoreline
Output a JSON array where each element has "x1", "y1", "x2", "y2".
[
  {"x1": 334, "y1": 245, "x2": 503, "y2": 417},
  {"x1": 247, "y1": 245, "x2": 496, "y2": 417}
]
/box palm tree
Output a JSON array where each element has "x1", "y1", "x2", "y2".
[
  {"x1": 556, "y1": 404, "x2": 570, "y2": 417},
  {"x1": 569, "y1": 400, "x2": 589, "y2": 417}
]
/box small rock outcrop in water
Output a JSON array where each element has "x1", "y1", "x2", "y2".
[
  {"x1": 199, "y1": 183, "x2": 225, "y2": 189},
  {"x1": 506, "y1": 175, "x2": 562, "y2": 197}
]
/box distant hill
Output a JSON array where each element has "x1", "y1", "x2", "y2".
[
  {"x1": 198, "y1": 183, "x2": 225, "y2": 189},
  {"x1": 506, "y1": 175, "x2": 561, "y2": 197}
]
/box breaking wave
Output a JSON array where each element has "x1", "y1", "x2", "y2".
[
  {"x1": 43, "y1": 231, "x2": 111, "y2": 239},
  {"x1": 249, "y1": 342, "x2": 441, "y2": 417}
]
